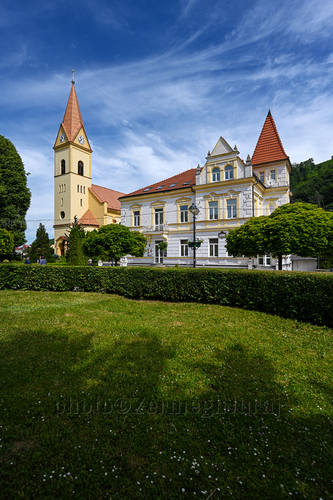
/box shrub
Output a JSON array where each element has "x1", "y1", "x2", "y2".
[{"x1": 0, "y1": 266, "x2": 332, "y2": 326}]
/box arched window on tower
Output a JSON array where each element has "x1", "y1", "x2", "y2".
[
  {"x1": 61, "y1": 159, "x2": 66, "y2": 175},
  {"x1": 78, "y1": 161, "x2": 84, "y2": 176}
]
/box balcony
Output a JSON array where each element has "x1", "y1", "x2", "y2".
[{"x1": 142, "y1": 224, "x2": 169, "y2": 233}]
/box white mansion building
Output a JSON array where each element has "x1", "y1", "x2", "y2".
[{"x1": 119, "y1": 111, "x2": 291, "y2": 269}]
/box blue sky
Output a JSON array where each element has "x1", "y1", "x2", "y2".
[{"x1": 1, "y1": 0, "x2": 333, "y2": 243}]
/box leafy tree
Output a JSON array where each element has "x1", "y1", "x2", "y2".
[
  {"x1": 226, "y1": 203, "x2": 333, "y2": 270},
  {"x1": 83, "y1": 224, "x2": 147, "y2": 265},
  {"x1": 0, "y1": 228, "x2": 14, "y2": 256},
  {"x1": 0, "y1": 135, "x2": 31, "y2": 246},
  {"x1": 29, "y1": 223, "x2": 54, "y2": 263},
  {"x1": 66, "y1": 217, "x2": 87, "y2": 266}
]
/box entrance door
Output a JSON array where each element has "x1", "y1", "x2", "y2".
[{"x1": 155, "y1": 240, "x2": 164, "y2": 264}]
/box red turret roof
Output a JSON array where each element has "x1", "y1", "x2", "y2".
[
  {"x1": 62, "y1": 84, "x2": 85, "y2": 142},
  {"x1": 252, "y1": 111, "x2": 289, "y2": 166}
]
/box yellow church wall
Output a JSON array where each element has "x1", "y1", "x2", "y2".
[
  {"x1": 54, "y1": 147, "x2": 70, "y2": 176},
  {"x1": 71, "y1": 146, "x2": 91, "y2": 178},
  {"x1": 88, "y1": 191, "x2": 107, "y2": 226},
  {"x1": 68, "y1": 173, "x2": 91, "y2": 222}
]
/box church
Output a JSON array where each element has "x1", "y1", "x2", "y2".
[
  {"x1": 53, "y1": 79, "x2": 125, "y2": 256},
  {"x1": 54, "y1": 81, "x2": 291, "y2": 268}
]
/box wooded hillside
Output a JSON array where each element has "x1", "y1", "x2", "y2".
[{"x1": 291, "y1": 157, "x2": 333, "y2": 210}]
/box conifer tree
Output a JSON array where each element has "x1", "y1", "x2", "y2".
[
  {"x1": 29, "y1": 223, "x2": 54, "y2": 263},
  {"x1": 66, "y1": 217, "x2": 87, "y2": 265}
]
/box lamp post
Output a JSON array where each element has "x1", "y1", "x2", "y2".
[{"x1": 189, "y1": 202, "x2": 200, "y2": 268}]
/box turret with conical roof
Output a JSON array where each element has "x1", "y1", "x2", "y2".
[{"x1": 252, "y1": 110, "x2": 289, "y2": 167}]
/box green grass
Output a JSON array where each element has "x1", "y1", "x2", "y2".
[{"x1": 0, "y1": 291, "x2": 333, "y2": 499}]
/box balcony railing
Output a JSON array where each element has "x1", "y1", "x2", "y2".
[{"x1": 141, "y1": 224, "x2": 169, "y2": 233}]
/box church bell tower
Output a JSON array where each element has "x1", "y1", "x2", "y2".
[{"x1": 53, "y1": 74, "x2": 92, "y2": 255}]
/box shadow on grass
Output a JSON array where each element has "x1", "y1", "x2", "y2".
[{"x1": 0, "y1": 329, "x2": 332, "y2": 499}]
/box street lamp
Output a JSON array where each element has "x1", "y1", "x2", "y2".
[{"x1": 189, "y1": 202, "x2": 200, "y2": 268}]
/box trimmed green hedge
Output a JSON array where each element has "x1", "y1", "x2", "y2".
[{"x1": 0, "y1": 265, "x2": 332, "y2": 326}]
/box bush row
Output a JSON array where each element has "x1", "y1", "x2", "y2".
[{"x1": 0, "y1": 265, "x2": 332, "y2": 326}]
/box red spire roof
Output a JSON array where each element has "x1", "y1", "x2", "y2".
[
  {"x1": 62, "y1": 84, "x2": 84, "y2": 142},
  {"x1": 252, "y1": 111, "x2": 289, "y2": 166}
]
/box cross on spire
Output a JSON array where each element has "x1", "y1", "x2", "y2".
[{"x1": 72, "y1": 69, "x2": 75, "y2": 85}]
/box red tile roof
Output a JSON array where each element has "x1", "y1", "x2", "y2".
[
  {"x1": 62, "y1": 84, "x2": 84, "y2": 142},
  {"x1": 78, "y1": 209, "x2": 100, "y2": 227},
  {"x1": 252, "y1": 111, "x2": 289, "y2": 166},
  {"x1": 89, "y1": 184, "x2": 125, "y2": 211},
  {"x1": 119, "y1": 168, "x2": 196, "y2": 199}
]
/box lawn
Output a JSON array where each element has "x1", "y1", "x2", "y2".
[{"x1": 0, "y1": 291, "x2": 332, "y2": 499}]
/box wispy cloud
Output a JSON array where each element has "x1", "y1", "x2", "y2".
[{"x1": 1, "y1": 0, "x2": 333, "y2": 243}]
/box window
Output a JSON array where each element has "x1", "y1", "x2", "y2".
[
  {"x1": 209, "y1": 238, "x2": 218, "y2": 257},
  {"x1": 155, "y1": 208, "x2": 163, "y2": 227},
  {"x1": 63, "y1": 184, "x2": 66, "y2": 193},
  {"x1": 77, "y1": 185, "x2": 79, "y2": 193},
  {"x1": 169, "y1": 183, "x2": 178, "y2": 187},
  {"x1": 259, "y1": 171, "x2": 265, "y2": 182},
  {"x1": 225, "y1": 165, "x2": 233, "y2": 180},
  {"x1": 60, "y1": 211, "x2": 65, "y2": 219},
  {"x1": 156, "y1": 185, "x2": 165, "y2": 190},
  {"x1": 180, "y1": 240, "x2": 188, "y2": 257},
  {"x1": 209, "y1": 201, "x2": 218, "y2": 220},
  {"x1": 270, "y1": 170, "x2": 276, "y2": 180},
  {"x1": 78, "y1": 161, "x2": 84, "y2": 176},
  {"x1": 258, "y1": 255, "x2": 271, "y2": 266},
  {"x1": 180, "y1": 205, "x2": 188, "y2": 223},
  {"x1": 183, "y1": 181, "x2": 190, "y2": 185},
  {"x1": 61, "y1": 159, "x2": 66, "y2": 175},
  {"x1": 133, "y1": 210, "x2": 140, "y2": 226},
  {"x1": 61, "y1": 198, "x2": 63, "y2": 206},
  {"x1": 212, "y1": 168, "x2": 220, "y2": 182},
  {"x1": 144, "y1": 187, "x2": 152, "y2": 192},
  {"x1": 227, "y1": 199, "x2": 237, "y2": 219},
  {"x1": 59, "y1": 185, "x2": 61, "y2": 194},
  {"x1": 268, "y1": 203, "x2": 275, "y2": 215},
  {"x1": 84, "y1": 187, "x2": 85, "y2": 194}
]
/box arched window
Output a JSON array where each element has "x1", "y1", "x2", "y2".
[
  {"x1": 212, "y1": 168, "x2": 220, "y2": 182},
  {"x1": 78, "y1": 161, "x2": 84, "y2": 176},
  {"x1": 61, "y1": 159, "x2": 66, "y2": 175},
  {"x1": 225, "y1": 165, "x2": 233, "y2": 180}
]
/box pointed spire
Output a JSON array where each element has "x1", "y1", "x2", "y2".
[
  {"x1": 252, "y1": 111, "x2": 289, "y2": 166},
  {"x1": 61, "y1": 84, "x2": 84, "y2": 142}
]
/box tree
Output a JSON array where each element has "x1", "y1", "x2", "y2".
[
  {"x1": 0, "y1": 228, "x2": 14, "y2": 256},
  {"x1": 29, "y1": 223, "x2": 54, "y2": 263},
  {"x1": 226, "y1": 203, "x2": 333, "y2": 270},
  {"x1": 66, "y1": 217, "x2": 87, "y2": 266},
  {"x1": 82, "y1": 224, "x2": 147, "y2": 265},
  {"x1": 0, "y1": 135, "x2": 31, "y2": 246}
]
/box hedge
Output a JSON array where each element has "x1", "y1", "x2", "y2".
[{"x1": 0, "y1": 265, "x2": 332, "y2": 326}]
